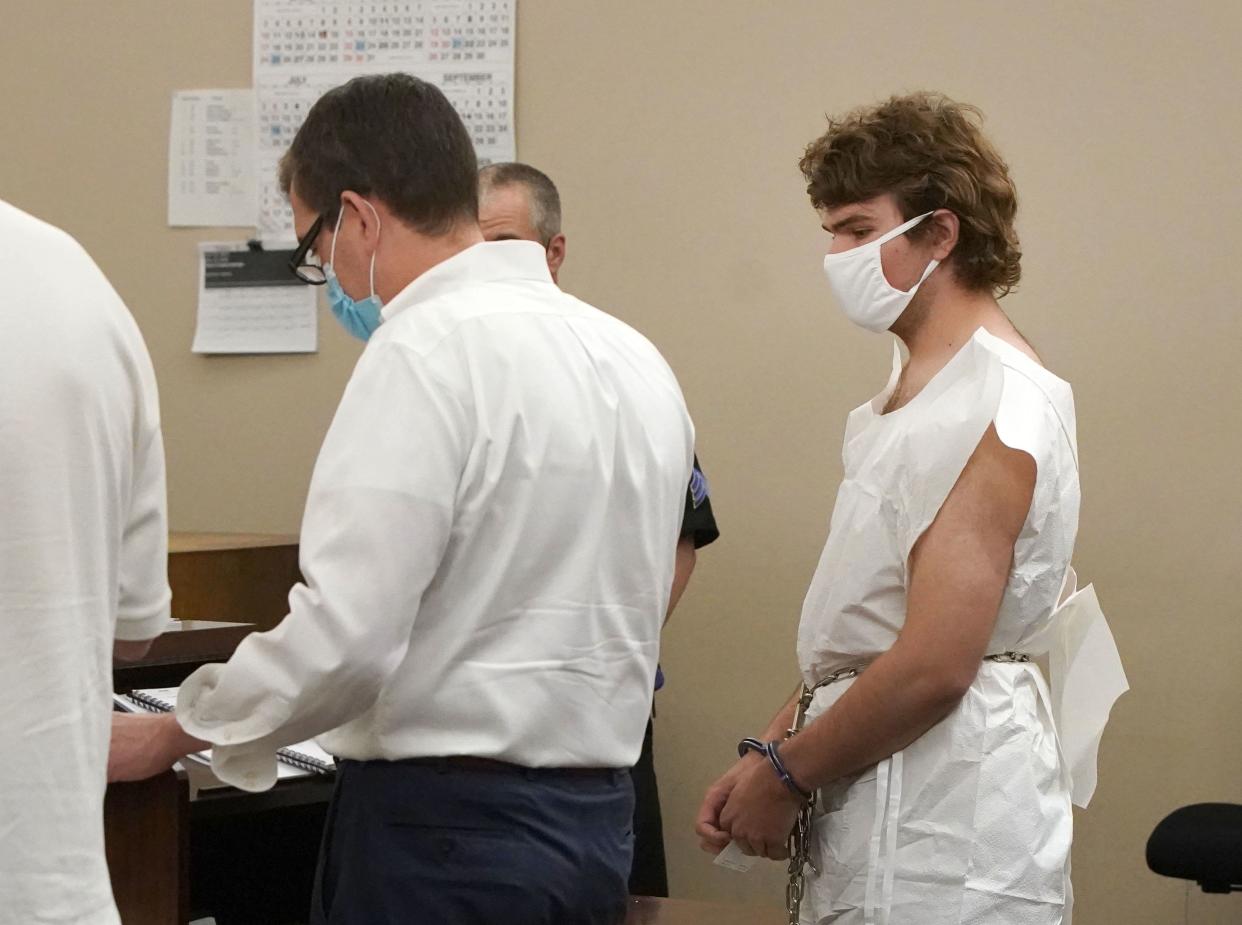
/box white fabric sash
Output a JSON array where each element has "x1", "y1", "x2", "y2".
[{"x1": 1036, "y1": 567, "x2": 1129, "y2": 808}]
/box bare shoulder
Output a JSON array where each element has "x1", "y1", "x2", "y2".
[
  {"x1": 918, "y1": 425, "x2": 1036, "y2": 547},
  {"x1": 910, "y1": 423, "x2": 1036, "y2": 573},
  {"x1": 957, "y1": 424, "x2": 1037, "y2": 520},
  {"x1": 984, "y1": 322, "x2": 1045, "y2": 368},
  {"x1": 972, "y1": 423, "x2": 1037, "y2": 473}
]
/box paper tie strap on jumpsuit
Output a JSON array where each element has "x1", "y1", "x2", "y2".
[{"x1": 795, "y1": 329, "x2": 1128, "y2": 925}]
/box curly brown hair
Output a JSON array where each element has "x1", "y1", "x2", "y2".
[{"x1": 799, "y1": 92, "x2": 1021, "y2": 296}]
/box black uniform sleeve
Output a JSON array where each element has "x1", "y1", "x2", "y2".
[{"x1": 680, "y1": 455, "x2": 720, "y2": 548}]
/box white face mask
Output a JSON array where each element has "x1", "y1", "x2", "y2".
[{"x1": 821, "y1": 211, "x2": 939, "y2": 333}]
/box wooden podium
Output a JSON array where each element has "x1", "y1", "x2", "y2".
[
  {"x1": 104, "y1": 770, "x2": 190, "y2": 925},
  {"x1": 168, "y1": 532, "x2": 301, "y2": 630},
  {"x1": 113, "y1": 619, "x2": 254, "y2": 693},
  {"x1": 107, "y1": 533, "x2": 324, "y2": 925},
  {"x1": 107, "y1": 613, "x2": 331, "y2": 925}
]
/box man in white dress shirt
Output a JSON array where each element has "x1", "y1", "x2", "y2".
[
  {"x1": 108, "y1": 74, "x2": 693, "y2": 924},
  {"x1": 478, "y1": 162, "x2": 722, "y2": 900},
  {"x1": 1, "y1": 200, "x2": 171, "y2": 925}
]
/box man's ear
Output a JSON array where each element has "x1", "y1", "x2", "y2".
[
  {"x1": 339, "y1": 190, "x2": 383, "y2": 250},
  {"x1": 929, "y1": 209, "x2": 959, "y2": 261},
  {"x1": 545, "y1": 233, "x2": 567, "y2": 284}
]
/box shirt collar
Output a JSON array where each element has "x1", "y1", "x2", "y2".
[{"x1": 380, "y1": 240, "x2": 553, "y2": 323}]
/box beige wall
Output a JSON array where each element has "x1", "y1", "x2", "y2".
[{"x1": 3, "y1": 2, "x2": 1240, "y2": 921}]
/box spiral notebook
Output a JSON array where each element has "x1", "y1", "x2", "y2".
[{"x1": 114, "y1": 686, "x2": 335, "y2": 780}]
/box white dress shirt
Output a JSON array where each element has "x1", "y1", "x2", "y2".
[
  {"x1": 178, "y1": 241, "x2": 693, "y2": 791},
  {"x1": 0, "y1": 201, "x2": 172, "y2": 925}
]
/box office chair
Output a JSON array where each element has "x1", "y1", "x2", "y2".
[{"x1": 1146, "y1": 803, "x2": 1242, "y2": 894}]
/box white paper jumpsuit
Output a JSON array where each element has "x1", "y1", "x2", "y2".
[{"x1": 796, "y1": 328, "x2": 1127, "y2": 925}]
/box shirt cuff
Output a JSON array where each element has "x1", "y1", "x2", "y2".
[
  {"x1": 176, "y1": 663, "x2": 283, "y2": 792},
  {"x1": 205, "y1": 743, "x2": 281, "y2": 793}
]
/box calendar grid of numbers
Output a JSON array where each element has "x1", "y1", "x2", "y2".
[{"x1": 254, "y1": 0, "x2": 515, "y2": 241}]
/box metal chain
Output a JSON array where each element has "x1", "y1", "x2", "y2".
[
  {"x1": 780, "y1": 654, "x2": 1026, "y2": 922},
  {"x1": 785, "y1": 796, "x2": 816, "y2": 923},
  {"x1": 984, "y1": 651, "x2": 1031, "y2": 663},
  {"x1": 782, "y1": 667, "x2": 860, "y2": 924}
]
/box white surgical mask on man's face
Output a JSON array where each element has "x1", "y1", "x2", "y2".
[{"x1": 821, "y1": 211, "x2": 938, "y2": 332}]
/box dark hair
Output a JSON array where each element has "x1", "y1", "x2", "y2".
[
  {"x1": 799, "y1": 92, "x2": 1021, "y2": 296},
  {"x1": 478, "y1": 162, "x2": 562, "y2": 245},
  {"x1": 279, "y1": 73, "x2": 478, "y2": 235}
]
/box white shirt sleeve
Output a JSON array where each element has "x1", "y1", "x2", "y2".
[
  {"x1": 115, "y1": 342, "x2": 172, "y2": 642},
  {"x1": 176, "y1": 340, "x2": 469, "y2": 791}
]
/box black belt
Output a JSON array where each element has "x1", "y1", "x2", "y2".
[{"x1": 345, "y1": 754, "x2": 626, "y2": 780}]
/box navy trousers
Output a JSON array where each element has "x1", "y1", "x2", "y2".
[{"x1": 309, "y1": 758, "x2": 635, "y2": 925}]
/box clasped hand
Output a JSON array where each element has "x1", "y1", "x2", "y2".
[{"x1": 694, "y1": 750, "x2": 803, "y2": 860}]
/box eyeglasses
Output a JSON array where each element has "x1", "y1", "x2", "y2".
[{"x1": 288, "y1": 214, "x2": 327, "y2": 285}]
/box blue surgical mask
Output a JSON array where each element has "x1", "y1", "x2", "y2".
[{"x1": 325, "y1": 202, "x2": 383, "y2": 341}]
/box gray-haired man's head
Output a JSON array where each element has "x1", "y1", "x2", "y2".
[{"x1": 478, "y1": 162, "x2": 566, "y2": 283}]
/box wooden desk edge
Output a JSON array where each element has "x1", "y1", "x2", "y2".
[{"x1": 169, "y1": 532, "x2": 299, "y2": 554}]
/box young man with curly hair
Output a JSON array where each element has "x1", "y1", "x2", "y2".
[{"x1": 697, "y1": 93, "x2": 1124, "y2": 924}]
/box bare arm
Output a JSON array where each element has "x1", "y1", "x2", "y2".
[
  {"x1": 113, "y1": 638, "x2": 156, "y2": 662},
  {"x1": 109, "y1": 712, "x2": 208, "y2": 783},
  {"x1": 780, "y1": 425, "x2": 1035, "y2": 790}
]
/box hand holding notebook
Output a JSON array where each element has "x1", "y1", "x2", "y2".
[{"x1": 113, "y1": 686, "x2": 335, "y2": 782}]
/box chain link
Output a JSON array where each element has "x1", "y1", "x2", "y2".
[
  {"x1": 780, "y1": 654, "x2": 1027, "y2": 922},
  {"x1": 783, "y1": 668, "x2": 860, "y2": 924},
  {"x1": 785, "y1": 797, "x2": 815, "y2": 923}
]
